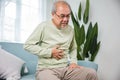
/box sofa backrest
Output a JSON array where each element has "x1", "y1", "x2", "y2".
[{"x1": 0, "y1": 42, "x2": 38, "y2": 75}]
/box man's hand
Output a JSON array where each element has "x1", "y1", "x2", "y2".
[
  {"x1": 52, "y1": 45, "x2": 64, "y2": 60},
  {"x1": 68, "y1": 63, "x2": 81, "y2": 69}
]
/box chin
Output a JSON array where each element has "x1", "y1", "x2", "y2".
[
  {"x1": 62, "y1": 24, "x2": 67, "y2": 27},
  {"x1": 61, "y1": 25, "x2": 66, "y2": 29}
]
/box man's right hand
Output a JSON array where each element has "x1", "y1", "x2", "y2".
[{"x1": 51, "y1": 45, "x2": 64, "y2": 60}]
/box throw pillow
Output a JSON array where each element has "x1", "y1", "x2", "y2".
[{"x1": 0, "y1": 48, "x2": 25, "y2": 80}]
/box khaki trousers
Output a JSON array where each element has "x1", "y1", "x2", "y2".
[{"x1": 36, "y1": 67, "x2": 98, "y2": 80}]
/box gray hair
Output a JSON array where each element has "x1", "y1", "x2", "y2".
[{"x1": 51, "y1": 0, "x2": 71, "y2": 14}]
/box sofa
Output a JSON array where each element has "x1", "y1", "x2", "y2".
[{"x1": 0, "y1": 42, "x2": 98, "y2": 80}]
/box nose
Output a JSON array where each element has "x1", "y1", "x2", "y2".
[{"x1": 63, "y1": 17, "x2": 69, "y2": 21}]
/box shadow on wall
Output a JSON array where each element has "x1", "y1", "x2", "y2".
[
  {"x1": 117, "y1": 66, "x2": 120, "y2": 80},
  {"x1": 116, "y1": 0, "x2": 120, "y2": 8}
]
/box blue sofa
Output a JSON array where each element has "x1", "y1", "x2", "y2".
[{"x1": 0, "y1": 42, "x2": 98, "y2": 80}]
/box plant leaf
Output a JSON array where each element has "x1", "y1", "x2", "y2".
[
  {"x1": 79, "y1": 25, "x2": 85, "y2": 45},
  {"x1": 71, "y1": 11, "x2": 81, "y2": 47},
  {"x1": 86, "y1": 22, "x2": 92, "y2": 39},
  {"x1": 90, "y1": 41, "x2": 100, "y2": 61},
  {"x1": 77, "y1": 46, "x2": 83, "y2": 60},
  {"x1": 78, "y1": 2, "x2": 82, "y2": 20},
  {"x1": 83, "y1": 0, "x2": 89, "y2": 24}
]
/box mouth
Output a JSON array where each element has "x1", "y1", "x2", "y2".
[
  {"x1": 62, "y1": 23, "x2": 68, "y2": 25},
  {"x1": 62, "y1": 22, "x2": 67, "y2": 24}
]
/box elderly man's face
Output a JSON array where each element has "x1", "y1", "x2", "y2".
[{"x1": 52, "y1": 4, "x2": 71, "y2": 29}]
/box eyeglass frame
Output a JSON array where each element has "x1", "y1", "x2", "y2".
[{"x1": 55, "y1": 12, "x2": 71, "y2": 19}]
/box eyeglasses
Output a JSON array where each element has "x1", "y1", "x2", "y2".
[{"x1": 55, "y1": 13, "x2": 70, "y2": 19}]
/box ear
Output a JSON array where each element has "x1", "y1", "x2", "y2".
[
  {"x1": 52, "y1": 12, "x2": 55, "y2": 16},
  {"x1": 52, "y1": 13, "x2": 56, "y2": 19}
]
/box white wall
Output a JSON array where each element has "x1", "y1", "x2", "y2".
[
  {"x1": 48, "y1": 0, "x2": 120, "y2": 80},
  {"x1": 90, "y1": 0, "x2": 120, "y2": 80},
  {"x1": 68, "y1": 0, "x2": 120, "y2": 80}
]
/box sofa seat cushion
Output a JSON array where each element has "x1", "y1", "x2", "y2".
[{"x1": 20, "y1": 74, "x2": 35, "y2": 80}]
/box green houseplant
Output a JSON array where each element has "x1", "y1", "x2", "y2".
[{"x1": 71, "y1": 0, "x2": 100, "y2": 70}]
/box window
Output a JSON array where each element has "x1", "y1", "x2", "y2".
[{"x1": 0, "y1": 0, "x2": 47, "y2": 43}]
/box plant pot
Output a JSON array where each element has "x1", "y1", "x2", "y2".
[{"x1": 77, "y1": 60, "x2": 98, "y2": 71}]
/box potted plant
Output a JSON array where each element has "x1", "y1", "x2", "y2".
[{"x1": 71, "y1": 0, "x2": 101, "y2": 71}]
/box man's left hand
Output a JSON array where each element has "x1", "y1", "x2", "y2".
[{"x1": 68, "y1": 63, "x2": 82, "y2": 69}]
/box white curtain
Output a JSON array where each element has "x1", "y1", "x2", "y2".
[{"x1": 0, "y1": 0, "x2": 47, "y2": 43}]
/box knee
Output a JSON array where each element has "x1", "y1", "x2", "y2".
[
  {"x1": 88, "y1": 68, "x2": 97, "y2": 75},
  {"x1": 87, "y1": 68, "x2": 98, "y2": 79}
]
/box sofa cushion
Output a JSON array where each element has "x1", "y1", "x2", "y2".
[
  {"x1": 0, "y1": 48, "x2": 25, "y2": 80},
  {"x1": 0, "y1": 42, "x2": 38, "y2": 75},
  {"x1": 77, "y1": 60, "x2": 98, "y2": 71},
  {"x1": 20, "y1": 74, "x2": 35, "y2": 80}
]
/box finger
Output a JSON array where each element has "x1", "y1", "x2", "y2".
[
  {"x1": 59, "y1": 50, "x2": 64, "y2": 53},
  {"x1": 57, "y1": 54, "x2": 64, "y2": 59},
  {"x1": 57, "y1": 55, "x2": 63, "y2": 59},
  {"x1": 77, "y1": 66, "x2": 83, "y2": 68},
  {"x1": 55, "y1": 56, "x2": 61, "y2": 60},
  {"x1": 58, "y1": 52, "x2": 64, "y2": 56},
  {"x1": 68, "y1": 66, "x2": 74, "y2": 69}
]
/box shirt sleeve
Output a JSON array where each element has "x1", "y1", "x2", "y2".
[
  {"x1": 69, "y1": 33, "x2": 78, "y2": 64},
  {"x1": 23, "y1": 23, "x2": 52, "y2": 58}
]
